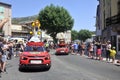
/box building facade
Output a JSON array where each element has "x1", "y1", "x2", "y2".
[
  {"x1": 11, "y1": 24, "x2": 31, "y2": 39},
  {"x1": 96, "y1": 0, "x2": 120, "y2": 54},
  {"x1": 0, "y1": 2, "x2": 11, "y2": 37}
]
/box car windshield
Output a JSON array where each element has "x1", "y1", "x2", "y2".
[{"x1": 24, "y1": 46, "x2": 45, "y2": 52}]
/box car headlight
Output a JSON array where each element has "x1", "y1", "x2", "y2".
[
  {"x1": 45, "y1": 55, "x2": 50, "y2": 60},
  {"x1": 21, "y1": 57, "x2": 27, "y2": 60},
  {"x1": 21, "y1": 55, "x2": 28, "y2": 60}
]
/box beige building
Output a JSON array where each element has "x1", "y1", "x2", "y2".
[
  {"x1": 56, "y1": 30, "x2": 71, "y2": 43},
  {"x1": 96, "y1": 0, "x2": 120, "y2": 54},
  {"x1": 11, "y1": 24, "x2": 31, "y2": 38},
  {"x1": 0, "y1": 2, "x2": 11, "y2": 37},
  {"x1": 64, "y1": 30, "x2": 71, "y2": 43}
]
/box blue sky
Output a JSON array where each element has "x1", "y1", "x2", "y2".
[{"x1": 1, "y1": 0, "x2": 98, "y2": 31}]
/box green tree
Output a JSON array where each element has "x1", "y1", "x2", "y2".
[
  {"x1": 38, "y1": 4, "x2": 74, "y2": 42},
  {"x1": 71, "y1": 30, "x2": 78, "y2": 41},
  {"x1": 78, "y1": 29, "x2": 92, "y2": 42}
]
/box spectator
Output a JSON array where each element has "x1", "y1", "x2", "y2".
[
  {"x1": 1, "y1": 40, "x2": 8, "y2": 72},
  {"x1": 73, "y1": 42, "x2": 78, "y2": 54},
  {"x1": 0, "y1": 37, "x2": 4, "y2": 74},
  {"x1": 7, "y1": 41, "x2": 13, "y2": 60},
  {"x1": 96, "y1": 42, "x2": 102, "y2": 60},
  {"x1": 77, "y1": 42, "x2": 81, "y2": 55},
  {"x1": 80, "y1": 42, "x2": 85, "y2": 56},
  {"x1": 93, "y1": 41, "x2": 97, "y2": 59},
  {"x1": 88, "y1": 42, "x2": 94, "y2": 58},
  {"x1": 106, "y1": 40, "x2": 111, "y2": 61},
  {"x1": 70, "y1": 42, "x2": 74, "y2": 54},
  {"x1": 110, "y1": 47, "x2": 116, "y2": 63}
]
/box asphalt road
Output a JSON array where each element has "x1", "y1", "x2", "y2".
[{"x1": 0, "y1": 50, "x2": 120, "y2": 80}]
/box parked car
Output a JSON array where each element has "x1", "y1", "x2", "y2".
[{"x1": 19, "y1": 42, "x2": 51, "y2": 71}]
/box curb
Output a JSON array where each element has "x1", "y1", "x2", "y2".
[{"x1": 80, "y1": 54, "x2": 120, "y2": 66}]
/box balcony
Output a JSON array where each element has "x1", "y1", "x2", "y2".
[{"x1": 106, "y1": 14, "x2": 120, "y2": 26}]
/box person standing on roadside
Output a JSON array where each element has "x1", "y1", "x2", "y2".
[
  {"x1": 93, "y1": 40, "x2": 97, "y2": 58},
  {"x1": 73, "y1": 42, "x2": 78, "y2": 54},
  {"x1": 110, "y1": 47, "x2": 116, "y2": 63},
  {"x1": 96, "y1": 41, "x2": 102, "y2": 60},
  {"x1": 7, "y1": 41, "x2": 14, "y2": 60},
  {"x1": 1, "y1": 40, "x2": 8, "y2": 72},
  {"x1": 77, "y1": 42, "x2": 81, "y2": 55},
  {"x1": 106, "y1": 40, "x2": 111, "y2": 62},
  {"x1": 80, "y1": 42, "x2": 85, "y2": 56},
  {"x1": 88, "y1": 42, "x2": 94, "y2": 58},
  {"x1": 102, "y1": 41, "x2": 107, "y2": 57},
  {"x1": 0, "y1": 37, "x2": 4, "y2": 74}
]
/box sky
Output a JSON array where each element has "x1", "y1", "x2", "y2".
[{"x1": 0, "y1": 0, "x2": 99, "y2": 31}]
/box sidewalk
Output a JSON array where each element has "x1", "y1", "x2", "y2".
[
  {"x1": 102, "y1": 54, "x2": 120, "y2": 65},
  {"x1": 102, "y1": 58, "x2": 118, "y2": 64},
  {"x1": 81, "y1": 52, "x2": 120, "y2": 66},
  {"x1": 115, "y1": 54, "x2": 120, "y2": 60}
]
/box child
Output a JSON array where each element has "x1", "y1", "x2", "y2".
[{"x1": 110, "y1": 47, "x2": 116, "y2": 63}]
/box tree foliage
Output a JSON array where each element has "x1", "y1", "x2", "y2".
[
  {"x1": 71, "y1": 30, "x2": 78, "y2": 41},
  {"x1": 38, "y1": 4, "x2": 74, "y2": 41},
  {"x1": 78, "y1": 29, "x2": 92, "y2": 42}
]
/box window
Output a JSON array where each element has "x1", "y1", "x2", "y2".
[
  {"x1": 25, "y1": 46, "x2": 44, "y2": 52},
  {"x1": 0, "y1": 7, "x2": 4, "y2": 13},
  {"x1": 118, "y1": 0, "x2": 120, "y2": 13},
  {"x1": 0, "y1": 16, "x2": 4, "y2": 20}
]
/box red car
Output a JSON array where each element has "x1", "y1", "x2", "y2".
[
  {"x1": 55, "y1": 44, "x2": 69, "y2": 55},
  {"x1": 19, "y1": 42, "x2": 51, "y2": 70}
]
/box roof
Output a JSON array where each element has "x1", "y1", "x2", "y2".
[
  {"x1": 0, "y1": 2, "x2": 11, "y2": 7},
  {"x1": 29, "y1": 35, "x2": 41, "y2": 42},
  {"x1": 27, "y1": 42, "x2": 44, "y2": 46}
]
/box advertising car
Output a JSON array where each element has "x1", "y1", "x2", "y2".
[
  {"x1": 55, "y1": 45, "x2": 69, "y2": 55},
  {"x1": 19, "y1": 42, "x2": 51, "y2": 71},
  {"x1": 55, "y1": 39, "x2": 69, "y2": 55}
]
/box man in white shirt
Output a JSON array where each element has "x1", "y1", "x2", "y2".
[{"x1": 106, "y1": 40, "x2": 111, "y2": 61}]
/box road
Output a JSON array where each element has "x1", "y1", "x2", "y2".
[{"x1": 0, "y1": 50, "x2": 120, "y2": 80}]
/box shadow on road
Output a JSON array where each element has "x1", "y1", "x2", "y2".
[{"x1": 19, "y1": 68, "x2": 50, "y2": 73}]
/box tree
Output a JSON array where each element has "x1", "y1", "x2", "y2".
[
  {"x1": 71, "y1": 30, "x2": 78, "y2": 41},
  {"x1": 38, "y1": 4, "x2": 74, "y2": 42},
  {"x1": 78, "y1": 29, "x2": 92, "y2": 42}
]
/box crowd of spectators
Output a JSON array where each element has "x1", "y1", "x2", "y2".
[{"x1": 68, "y1": 40, "x2": 117, "y2": 64}]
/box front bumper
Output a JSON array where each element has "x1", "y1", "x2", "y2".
[
  {"x1": 56, "y1": 50, "x2": 69, "y2": 55},
  {"x1": 19, "y1": 63, "x2": 51, "y2": 69},
  {"x1": 19, "y1": 56, "x2": 51, "y2": 69}
]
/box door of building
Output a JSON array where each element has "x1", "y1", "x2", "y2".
[{"x1": 117, "y1": 35, "x2": 120, "y2": 55}]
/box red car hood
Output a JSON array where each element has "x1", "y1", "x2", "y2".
[{"x1": 21, "y1": 51, "x2": 49, "y2": 56}]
